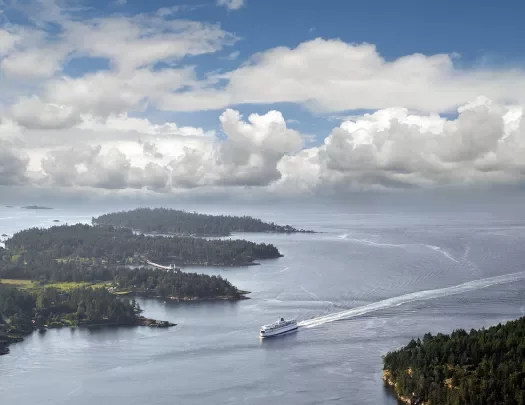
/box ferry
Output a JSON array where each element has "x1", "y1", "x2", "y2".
[{"x1": 260, "y1": 318, "x2": 298, "y2": 338}]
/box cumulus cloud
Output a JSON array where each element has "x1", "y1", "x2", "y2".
[
  {"x1": 161, "y1": 39, "x2": 525, "y2": 114},
  {"x1": 217, "y1": 0, "x2": 245, "y2": 11},
  {"x1": 0, "y1": 20, "x2": 70, "y2": 80},
  {"x1": 139, "y1": 140, "x2": 163, "y2": 159},
  {"x1": 169, "y1": 109, "x2": 302, "y2": 187},
  {"x1": 1, "y1": 47, "x2": 66, "y2": 78},
  {"x1": 0, "y1": 141, "x2": 29, "y2": 185},
  {"x1": 79, "y1": 113, "x2": 211, "y2": 138},
  {"x1": 40, "y1": 145, "x2": 170, "y2": 191},
  {"x1": 9, "y1": 96, "x2": 81, "y2": 129},
  {"x1": 33, "y1": 108, "x2": 303, "y2": 192},
  {"x1": 2, "y1": 100, "x2": 525, "y2": 195},
  {"x1": 43, "y1": 67, "x2": 196, "y2": 118},
  {"x1": 275, "y1": 97, "x2": 525, "y2": 192},
  {"x1": 2, "y1": 2, "x2": 525, "y2": 198}
]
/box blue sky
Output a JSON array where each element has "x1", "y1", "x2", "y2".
[
  {"x1": 1, "y1": 0, "x2": 525, "y2": 197},
  {"x1": 7, "y1": 0, "x2": 524, "y2": 139},
  {"x1": 102, "y1": 0, "x2": 525, "y2": 136}
]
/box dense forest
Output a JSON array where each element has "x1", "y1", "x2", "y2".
[
  {"x1": 93, "y1": 207, "x2": 313, "y2": 236},
  {"x1": 0, "y1": 284, "x2": 139, "y2": 333},
  {"x1": 6, "y1": 224, "x2": 282, "y2": 266},
  {"x1": 0, "y1": 252, "x2": 244, "y2": 300},
  {"x1": 113, "y1": 267, "x2": 241, "y2": 299},
  {"x1": 383, "y1": 317, "x2": 525, "y2": 405}
]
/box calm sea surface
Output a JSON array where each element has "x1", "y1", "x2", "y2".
[{"x1": 1, "y1": 204, "x2": 525, "y2": 404}]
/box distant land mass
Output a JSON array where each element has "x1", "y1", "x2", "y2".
[
  {"x1": 383, "y1": 317, "x2": 525, "y2": 405},
  {"x1": 93, "y1": 207, "x2": 314, "y2": 236},
  {"x1": 22, "y1": 205, "x2": 53, "y2": 210},
  {"x1": 6, "y1": 223, "x2": 282, "y2": 266}
]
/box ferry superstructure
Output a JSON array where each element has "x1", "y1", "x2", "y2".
[{"x1": 260, "y1": 318, "x2": 298, "y2": 338}]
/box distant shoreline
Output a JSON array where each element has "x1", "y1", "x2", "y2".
[
  {"x1": 22, "y1": 205, "x2": 53, "y2": 210},
  {"x1": 96, "y1": 223, "x2": 317, "y2": 238}
]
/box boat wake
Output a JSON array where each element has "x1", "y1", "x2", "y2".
[
  {"x1": 426, "y1": 245, "x2": 459, "y2": 263},
  {"x1": 336, "y1": 233, "x2": 459, "y2": 263},
  {"x1": 298, "y1": 271, "x2": 525, "y2": 328}
]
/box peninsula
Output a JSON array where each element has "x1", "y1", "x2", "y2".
[
  {"x1": 383, "y1": 317, "x2": 525, "y2": 405},
  {"x1": 6, "y1": 223, "x2": 282, "y2": 266},
  {"x1": 93, "y1": 207, "x2": 314, "y2": 236},
  {"x1": 0, "y1": 283, "x2": 175, "y2": 352}
]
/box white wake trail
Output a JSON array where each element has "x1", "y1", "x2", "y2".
[
  {"x1": 346, "y1": 237, "x2": 408, "y2": 249},
  {"x1": 426, "y1": 245, "x2": 459, "y2": 263},
  {"x1": 298, "y1": 271, "x2": 525, "y2": 328}
]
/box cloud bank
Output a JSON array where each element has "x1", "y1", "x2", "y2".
[
  {"x1": 1, "y1": 98, "x2": 525, "y2": 195},
  {"x1": 0, "y1": 2, "x2": 525, "y2": 199},
  {"x1": 161, "y1": 39, "x2": 525, "y2": 114}
]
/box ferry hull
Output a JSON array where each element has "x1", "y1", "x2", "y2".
[{"x1": 260, "y1": 324, "x2": 298, "y2": 338}]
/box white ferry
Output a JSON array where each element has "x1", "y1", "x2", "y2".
[{"x1": 260, "y1": 318, "x2": 298, "y2": 338}]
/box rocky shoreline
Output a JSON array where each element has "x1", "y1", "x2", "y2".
[
  {"x1": 382, "y1": 370, "x2": 426, "y2": 405},
  {"x1": 130, "y1": 290, "x2": 251, "y2": 302},
  {"x1": 0, "y1": 316, "x2": 176, "y2": 355}
]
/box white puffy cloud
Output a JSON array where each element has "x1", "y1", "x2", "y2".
[
  {"x1": 217, "y1": 0, "x2": 245, "y2": 11},
  {"x1": 2, "y1": 100, "x2": 525, "y2": 195},
  {"x1": 33, "y1": 67, "x2": 196, "y2": 119},
  {"x1": 169, "y1": 109, "x2": 303, "y2": 187},
  {"x1": 2, "y1": 2, "x2": 525, "y2": 198},
  {"x1": 9, "y1": 96, "x2": 81, "y2": 129},
  {"x1": 275, "y1": 97, "x2": 525, "y2": 192},
  {"x1": 78, "y1": 113, "x2": 211, "y2": 138},
  {"x1": 0, "y1": 25, "x2": 65, "y2": 79},
  {"x1": 34, "y1": 108, "x2": 303, "y2": 192},
  {"x1": 1, "y1": 47, "x2": 66, "y2": 78},
  {"x1": 0, "y1": 141, "x2": 29, "y2": 185},
  {"x1": 40, "y1": 145, "x2": 170, "y2": 191},
  {"x1": 161, "y1": 39, "x2": 525, "y2": 114}
]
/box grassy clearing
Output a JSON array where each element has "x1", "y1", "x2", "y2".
[
  {"x1": 43, "y1": 281, "x2": 111, "y2": 290},
  {"x1": 0, "y1": 279, "x2": 34, "y2": 288},
  {"x1": 44, "y1": 281, "x2": 90, "y2": 290},
  {"x1": 1, "y1": 279, "x2": 111, "y2": 291}
]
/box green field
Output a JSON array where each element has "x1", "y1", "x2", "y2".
[
  {"x1": 0, "y1": 279, "x2": 34, "y2": 288},
  {"x1": 0, "y1": 279, "x2": 111, "y2": 291}
]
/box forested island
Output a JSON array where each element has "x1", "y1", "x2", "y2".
[
  {"x1": 0, "y1": 239, "x2": 246, "y2": 353},
  {"x1": 0, "y1": 282, "x2": 176, "y2": 354},
  {"x1": 93, "y1": 207, "x2": 314, "y2": 236},
  {"x1": 0, "y1": 284, "x2": 139, "y2": 332},
  {"x1": 0, "y1": 209, "x2": 289, "y2": 353},
  {"x1": 383, "y1": 317, "x2": 525, "y2": 405},
  {"x1": 6, "y1": 223, "x2": 282, "y2": 266},
  {"x1": 22, "y1": 205, "x2": 53, "y2": 210}
]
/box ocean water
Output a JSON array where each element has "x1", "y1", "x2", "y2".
[{"x1": 1, "y1": 204, "x2": 525, "y2": 404}]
